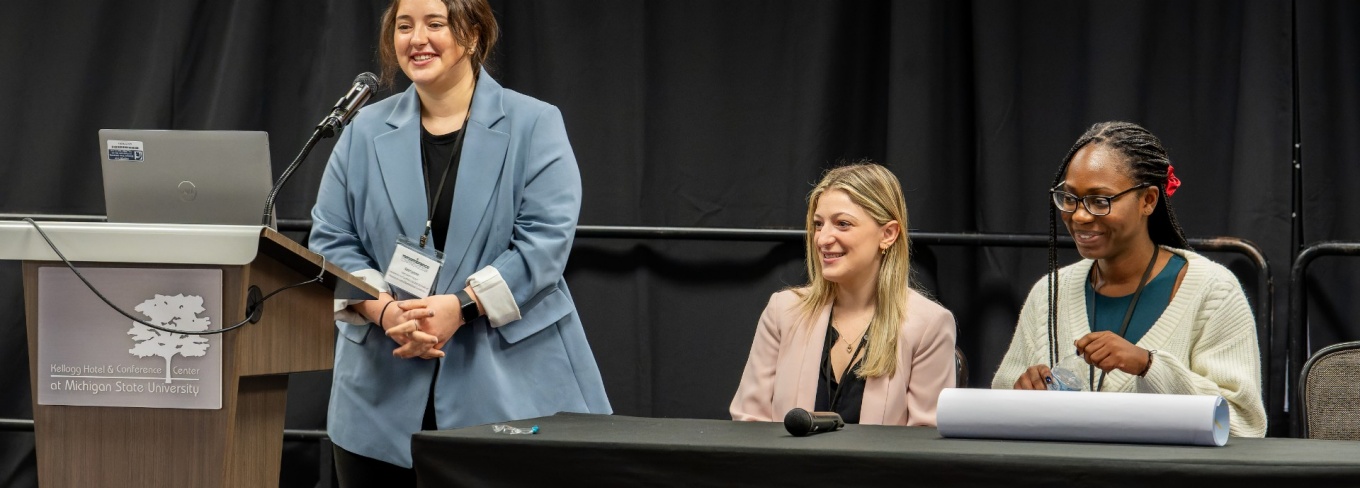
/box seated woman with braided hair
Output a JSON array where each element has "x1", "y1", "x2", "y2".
[{"x1": 991, "y1": 121, "x2": 1266, "y2": 437}]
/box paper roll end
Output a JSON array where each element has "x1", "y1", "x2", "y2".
[{"x1": 1211, "y1": 396, "x2": 1229, "y2": 446}]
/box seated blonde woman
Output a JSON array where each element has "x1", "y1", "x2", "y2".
[{"x1": 730, "y1": 163, "x2": 957, "y2": 426}]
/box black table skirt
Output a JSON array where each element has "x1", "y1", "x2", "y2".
[{"x1": 412, "y1": 413, "x2": 1360, "y2": 487}]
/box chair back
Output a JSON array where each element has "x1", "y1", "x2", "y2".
[{"x1": 1300, "y1": 341, "x2": 1360, "y2": 440}]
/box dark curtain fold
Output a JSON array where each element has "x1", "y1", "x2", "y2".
[
  {"x1": 1298, "y1": 1, "x2": 1360, "y2": 363},
  {"x1": 0, "y1": 0, "x2": 1352, "y2": 485}
]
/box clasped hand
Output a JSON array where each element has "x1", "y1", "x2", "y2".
[
  {"x1": 1073, "y1": 331, "x2": 1148, "y2": 376},
  {"x1": 383, "y1": 294, "x2": 465, "y2": 360},
  {"x1": 1013, "y1": 332, "x2": 1148, "y2": 390}
]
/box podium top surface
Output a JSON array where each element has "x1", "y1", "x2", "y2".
[
  {"x1": 0, "y1": 221, "x2": 271, "y2": 265},
  {"x1": 0, "y1": 220, "x2": 379, "y2": 299}
]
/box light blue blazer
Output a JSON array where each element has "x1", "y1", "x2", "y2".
[{"x1": 309, "y1": 70, "x2": 611, "y2": 467}]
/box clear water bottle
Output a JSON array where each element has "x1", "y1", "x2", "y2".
[
  {"x1": 1046, "y1": 355, "x2": 1088, "y2": 391},
  {"x1": 1047, "y1": 367, "x2": 1087, "y2": 391}
]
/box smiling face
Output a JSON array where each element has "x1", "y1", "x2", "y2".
[
  {"x1": 1060, "y1": 144, "x2": 1157, "y2": 261},
  {"x1": 812, "y1": 189, "x2": 898, "y2": 287},
  {"x1": 393, "y1": 0, "x2": 474, "y2": 93}
]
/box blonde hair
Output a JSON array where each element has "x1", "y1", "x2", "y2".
[{"x1": 797, "y1": 162, "x2": 911, "y2": 378}]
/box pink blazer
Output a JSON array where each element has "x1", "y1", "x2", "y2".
[{"x1": 730, "y1": 288, "x2": 957, "y2": 426}]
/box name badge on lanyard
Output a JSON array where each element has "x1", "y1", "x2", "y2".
[{"x1": 384, "y1": 235, "x2": 444, "y2": 299}]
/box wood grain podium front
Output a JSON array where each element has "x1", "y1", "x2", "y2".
[{"x1": 0, "y1": 221, "x2": 375, "y2": 488}]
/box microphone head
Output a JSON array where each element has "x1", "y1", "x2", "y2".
[
  {"x1": 354, "y1": 72, "x2": 379, "y2": 90},
  {"x1": 783, "y1": 408, "x2": 814, "y2": 437}
]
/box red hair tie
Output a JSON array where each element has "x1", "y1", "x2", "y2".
[{"x1": 1165, "y1": 165, "x2": 1181, "y2": 197}]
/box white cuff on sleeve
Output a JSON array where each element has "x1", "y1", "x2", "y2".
[
  {"x1": 467, "y1": 266, "x2": 521, "y2": 327},
  {"x1": 334, "y1": 269, "x2": 390, "y2": 325}
]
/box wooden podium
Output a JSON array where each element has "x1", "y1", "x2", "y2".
[{"x1": 0, "y1": 221, "x2": 375, "y2": 487}]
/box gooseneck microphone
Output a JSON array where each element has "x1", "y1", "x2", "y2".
[
  {"x1": 261, "y1": 72, "x2": 379, "y2": 226},
  {"x1": 317, "y1": 72, "x2": 379, "y2": 138},
  {"x1": 783, "y1": 408, "x2": 845, "y2": 437}
]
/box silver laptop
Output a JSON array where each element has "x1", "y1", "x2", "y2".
[{"x1": 99, "y1": 129, "x2": 273, "y2": 225}]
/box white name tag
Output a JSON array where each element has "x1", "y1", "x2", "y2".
[{"x1": 384, "y1": 237, "x2": 443, "y2": 299}]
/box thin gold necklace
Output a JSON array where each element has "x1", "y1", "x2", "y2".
[{"x1": 834, "y1": 317, "x2": 871, "y2": 354}]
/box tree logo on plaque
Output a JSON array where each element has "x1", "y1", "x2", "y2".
[{"x1": 128, "y1": 294, "x2": 212, "y2": 384}]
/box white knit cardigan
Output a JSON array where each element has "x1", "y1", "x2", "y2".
[{"x1": 991, "y1": 247, "x2": 1267, "y2": 437}]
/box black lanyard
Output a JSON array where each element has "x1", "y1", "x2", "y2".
[
  {"x1": 419, "y1": 81, "x2": 478, "y2": 249},
  {"x1": 1086, "y1": 245, "x2": 1160, "y2": 391},
  {"x1": 822, "y1": 308, "x2": 868, "y2": 412}
]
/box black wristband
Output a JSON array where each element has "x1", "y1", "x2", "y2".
[
  {"x1": 378, "y1": 300, "x2": 396, "y2": 328},
  {"x1": 455, "y1": 289, "x2": 481, "y2": 323}
]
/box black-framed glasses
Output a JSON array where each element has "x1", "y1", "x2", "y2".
[{"x1": 1049, "y1": 183, "x2": 1150, "y2": 216}]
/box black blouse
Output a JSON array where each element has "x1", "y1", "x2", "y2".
[
  {"x1": 814, "y1": 314, "x2": 867, "y2": 424},
  {"x1": 419, "y1": 126, "x2": 461, "y2": 252}
]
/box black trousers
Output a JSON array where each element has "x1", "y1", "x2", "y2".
[{"x1": 333, "y1": 365, "x2": 439, "y2": 488}]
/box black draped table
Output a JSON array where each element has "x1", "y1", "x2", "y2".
[{"x1": 412, "y1": 413, "x2": 1360, "y2": 487}]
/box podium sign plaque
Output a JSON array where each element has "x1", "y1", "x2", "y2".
[
  {"x1": 0, "y1": 221, "x2": 377, "y2": 487},
  {"x1": 37, "y1": 267, "x2": 223, "y2": 409}
]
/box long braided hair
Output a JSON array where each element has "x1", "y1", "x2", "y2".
[{"x1": 1045, "y1": 121, "x2": 1189, "y2": 367}]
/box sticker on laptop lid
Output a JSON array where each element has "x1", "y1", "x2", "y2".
[{"x1": 107, "y1": 140, "x2": 145, "y2": 161}]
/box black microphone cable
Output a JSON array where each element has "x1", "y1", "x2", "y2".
[{"x1": 24, "y1": 218, "x2": 327, "y2": 336}]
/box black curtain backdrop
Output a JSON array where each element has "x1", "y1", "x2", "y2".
[
  {"x1": 1297, "y1": 2, "x2": 1360, "y2": 372},
  {"x1": 0, "y1": 1, "x2": 1354, "y2": 486}
]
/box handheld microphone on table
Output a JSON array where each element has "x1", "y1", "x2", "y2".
[
  {"x1": 260, "y1": 72, "x2": 379, "y2": 226},
  {"x1": 783, "y1": 408, "x2": 844, "y2": 437}
]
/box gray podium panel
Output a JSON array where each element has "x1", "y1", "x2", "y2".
[{"x1": 37, "y1": 267, "x2": 223, "y2": 409}]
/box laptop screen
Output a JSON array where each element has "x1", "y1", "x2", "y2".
[{"x1": 99, "y1": 130, "x2": 273, "y2": 226}]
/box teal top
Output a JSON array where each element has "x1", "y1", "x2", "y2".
[{"x1": 1085, "y1": 253, "x2": 1187, "y2": 345}]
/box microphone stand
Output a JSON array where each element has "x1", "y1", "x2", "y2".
[
  {"x1": 260, "y1": 72, "x2": 375, "y2": 228},
  {"x1": 260, "y1": 126, "x2": 327, "y2": 227}
]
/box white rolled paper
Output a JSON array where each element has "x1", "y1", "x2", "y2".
[{"x1": 936, "y1": 388, "x2": 1229, "y2": 447}]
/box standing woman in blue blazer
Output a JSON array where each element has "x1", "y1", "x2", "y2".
[{"x1": 308, "y1": 0, "x2": 611, "y2": 484}]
